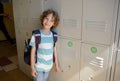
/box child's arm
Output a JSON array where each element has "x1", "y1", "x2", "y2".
[
  {"x1": 30, "y1": 46, "x2": 37, "y2": 77},
  {"x1": 54, "y1": 43, "x2": 60, "y2": 72},
  {"x1": 0, "y1": 13, "x2": 8, "y2": 17}
]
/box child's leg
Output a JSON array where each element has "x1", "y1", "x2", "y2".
[
  {"x1": 34, "y1": 72, "x2": 43, "y2": 81},
  {"x1": 34, "y1": 71, "x2": 49, "y2": 81},
  {"x1": 43, "y1": 72, "x2": 49, "y2": 81}
]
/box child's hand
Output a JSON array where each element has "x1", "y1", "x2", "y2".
[
  {"x1": 31, "y1": 69, "x2": 37, "y2": 77},
  {"x1": 3, "y1": 13, "x2": 8, "y2": 17},
  {"x1": 55, "y1": 65, "x2": 60, "y2": 72}
]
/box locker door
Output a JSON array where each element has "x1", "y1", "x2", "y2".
[
  {"x1": 28, "y1": 0, "x2": 42, "y2": 30},
  {"x1": 80, "y1": 43, "x2": 110, "y2": 81},
  {"x1": 42, "y1": 0, "x2": 60, "y2": 12},
  {"x1": 82, "y1": 0, "x2": 117, "y2": 45},
  {"x1": 60, "y1": 37, "x2": 80, "y2": 81},
  {"x1": 60, "y1": 0, "x2": 82, "y2": 39},
  {"x1": 29, "y1": 0, "x2": 42, "y2": 18},
  {"x1": 49, "y1": 37, "x2": 80, "y2": 81}
]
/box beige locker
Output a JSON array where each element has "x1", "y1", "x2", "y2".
[
  {"x1": 80, "y1": 43, "x2": 111, "y2": 81},
  {"x1": 82, "y1": 0, "x2": 116, "y2": 45},
  {"x1": 48, "y1": 37, "x2": 80, "y2": 81}
]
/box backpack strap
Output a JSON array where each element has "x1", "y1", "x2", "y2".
[
  {"x1": 32, "y1": 29, "x2": 41, "y2": 63},
  {"x1": 32, "y1": 29, "x2": 41, "y2": 44},
  {"x1": 51, "y1": 30, "x2": 58, "y2": 62},
  {"x1": 51, "y1": 30, "x2": 58, "y2": 47}
]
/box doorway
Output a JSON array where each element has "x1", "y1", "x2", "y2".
[{"x1": 0, "y1": 0, "x2": 18, "y2": 72}]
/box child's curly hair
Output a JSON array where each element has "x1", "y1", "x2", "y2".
[{"x1": 40, "y1": 9, "x2": 59, "y2": 29}]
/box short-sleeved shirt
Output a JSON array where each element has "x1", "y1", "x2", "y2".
[{"x1": 29, "y1": 30, "x2": 54, "y2": 72}]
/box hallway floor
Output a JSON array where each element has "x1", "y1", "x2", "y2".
[{"x1": 0, "y1": 40, "x2": 33, "y2": 81}]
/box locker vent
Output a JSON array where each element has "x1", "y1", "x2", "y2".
[
  {"x1": 86, "y1": 20, "x2": 107, "y2": 31},
  {"x1": 63, "y1": 19, "x2": 78, "y2": 28},
  {"x1": 87, "y1": 56, "x2": 104, "y2": 68}
]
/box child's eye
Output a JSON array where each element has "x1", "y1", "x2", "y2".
[
  {"x1": 50, "y1": 20, "x2": 54, "y2": 22},
  {"x1": 45, "y1": 17, "x2": 48, "y2": 20}
]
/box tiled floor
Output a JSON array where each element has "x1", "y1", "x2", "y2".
[{"x1": 0, "y1": 40, "x2": 33, "y2": 81}]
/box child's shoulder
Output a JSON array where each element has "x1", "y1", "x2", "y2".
[
  {"x1": 32, "y1": 29, "x2": 41, "y2": 34},
  {"x1": 51, "y1": 30, "x2": 57, "y2": 35}
]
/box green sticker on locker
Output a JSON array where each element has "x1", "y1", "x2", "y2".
[
  {"x1": 26, "y1": 32, "x2": 29, "y2": 36},
  {"x1": 68, "y1": 41, "x2": 73, "y2": 47},
  {"x1": 91, "y1": 47, "x2": 97, "y2": 54}
]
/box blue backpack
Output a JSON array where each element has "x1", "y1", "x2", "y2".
[{"x1": 24, "y1": 29, "x2": 58, "y2": 65}]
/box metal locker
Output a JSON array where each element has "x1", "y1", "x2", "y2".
[
  {"x1": 82, "y1": 0, "x2": 117, "y2": 45},
  {"x1": 28, "y1": 0, "x2": 42, "y2": 18},
  {"x1": 60, "y1": 0, "x2": 82, "y2": 39},
  {"x1": 42, "y1": 0, "x2": 82, "y2": 39},
  {"x1": 28, "y1": 0, "x2": 42, "y2": 30},
  {"x1": 48, "y1": 37, "x2": 80, "y2": 81},
  {"x1": 80, "y1": 43, "x2": 110, "y2": 81},
  {"x1": 42, "y1": 0, "x2": 60, "y2": 12},
  {"x1": 12, "y1": 0, "x2": 42, "y2": 77}
]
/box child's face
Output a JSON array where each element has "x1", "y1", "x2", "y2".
[{"x1": 43, "y1": 13, "x2": 55, "y2": 29}]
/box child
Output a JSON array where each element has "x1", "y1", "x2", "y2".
[{"x1": 29, "y1": 9, "x2": 60, "y2": 81}]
